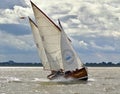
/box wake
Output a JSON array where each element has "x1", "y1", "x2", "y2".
[
  {"x1": 33, "y1": 77, "x2": 92, "y2": 85},
  {"x1": 0, "y1": 76, "x2": 95, "y2": 85},
  {"x1": 0, "y1": 77, "x2": 22, "y2": 83},
  {"x1": 33, "y1": 77, "x2": 73, "y2": 85}
]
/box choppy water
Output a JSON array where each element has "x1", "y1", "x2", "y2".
[{"x1": 0, "y1": 67, "x2": 120, "y2": 94}]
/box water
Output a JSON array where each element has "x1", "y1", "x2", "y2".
[{"x1": 0, "y1": 67, "x2": 120, "y2": 94}]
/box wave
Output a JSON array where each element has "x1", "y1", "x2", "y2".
[{"x1": 0, "y1": 77, "x2": 21, "y2": 83}]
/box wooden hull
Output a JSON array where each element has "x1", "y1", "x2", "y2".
[
  {"x1": 64, "y1": 67, "x2": 88, "y2": 81},
  {"x1": 47, "y1": 67, "x2": 88, "y2": 81}
]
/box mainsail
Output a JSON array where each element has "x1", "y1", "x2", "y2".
[
  {"x1": 30, "y1": 1, "x2": 63, "y2": 71},
  {"x1": 29, "y1": 18, "x2": 50, "y2": 70},
  {"x1": 58, "y1": 20, "x2": 83, "y2": 72}
]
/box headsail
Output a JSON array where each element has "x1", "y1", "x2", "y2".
[
  {"x1": 58, "y1": 20, "x2": 83, "y2": 72},
  {"x1": 30, "y1": 1, "x2": 63, "y2": 71},
  {"x1": 29, "y1": 18, "x2": 50, "y2": 70}
]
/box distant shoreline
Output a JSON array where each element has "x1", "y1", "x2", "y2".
[
  {"x1": 0, "y1": 60, "x2": 120, "y2": 67},
  {"x1": 0, "y1": 65, "x2": 120, "y2": 67}
]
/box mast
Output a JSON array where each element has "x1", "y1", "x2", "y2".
[
  {"x1": 29, "y1": 18, "x2": 50, "y2": 70},
  {"x1": 30, "y1": 1, "x2": 63, "y2": 71}
]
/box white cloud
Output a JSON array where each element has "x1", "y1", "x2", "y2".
[
  {"x1": 0, "y1": 31, "x2": 35, "y2": 51},
  {"x1": 0, "y1": 0, "x2": 120, "y2": 62},
  {"x1": 89, "y1": 41, "x2": 115, "y2": 51},
  {"x1": 79, "y1": 41, "x2": 88, "y2": 49},
  {"x1": 1, "y1": 0, "x2": 120, "y2": 35},
  {"x1": 0, "y1": 6, "x2": 33, "y2": 24}
]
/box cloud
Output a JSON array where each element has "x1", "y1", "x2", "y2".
[
  {"x1": 89, "y1": 41, "x2": 115, "y2": 51},
  {"x1": 0, "y1": 6, "x2": 33, "y2": 24},
  {"x1": 80, "y1": 52, "x2": 120, "y2": 63},
  {"x1": 0, "y1": 29, "x2": 40, "y2": 62},
  {"x1": 0, "y1": 0, "x2": 28, "y2": 9},
  {"x1": 0, "y1": 53, "x2": 39, "y2": 62},
  {"x1": 0, "y1": 24, "x2": 30, "y2": 35},
  {"x1": 79, "y1": 41, "x2": 88, "y2": 48},
  {"x1": 0, "y1": 0, "x2": 120, "y2": 62},
  {"x1": 0, "y1": 30, "x2": 35, "y2": 51},
  {"x1": 78, "y1": 3, "x2": 120, "y2": 32}
]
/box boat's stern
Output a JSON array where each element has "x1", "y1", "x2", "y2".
[{"x1": 64, "y1": 67, "x2": 88, "y2": 81}]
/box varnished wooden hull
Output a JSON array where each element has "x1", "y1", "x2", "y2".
[
  {"x1": 47, "y1": 67, "x2": 88, "y2": 81},
  {"x1": 64, "y1": 67, "x2": 88, "y2": 81}
]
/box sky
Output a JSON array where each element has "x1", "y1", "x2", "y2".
[{"x1": 0, "y1": 0, "x2": 120, "y2": 63}]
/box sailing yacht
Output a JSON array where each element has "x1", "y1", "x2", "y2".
[{"x1": 29, "y1": 1, "x2": 88, "y2": 80}]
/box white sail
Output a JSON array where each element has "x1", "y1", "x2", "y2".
[
  {"x1": 59, "y1": 20, "x2": 83, "y2": 72},
  {"x1": 29, "y1": 18, "x2": 50, "y2": 70},
  {"x1": 30, "y1": 1, "x2": 63, "y2": 71}
]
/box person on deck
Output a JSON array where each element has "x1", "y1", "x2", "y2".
[
  {"x1": 47, "y1": 69, "x2": 64, "y2": 79},
  {"x1": 47, "y1": 70, "x2": 57, "y2": 79}
]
